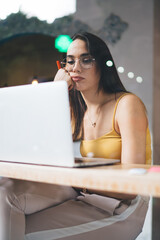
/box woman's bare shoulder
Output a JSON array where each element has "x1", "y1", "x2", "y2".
[
  {"x1": 117, "y1": 93, "x2": 146, "y2": 113},
  {"x1": 115, "y1": 93, "x2": 148, "y2": 131}
]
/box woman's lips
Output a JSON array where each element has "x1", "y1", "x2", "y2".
[{"x1": 71, "y1": 76, "x2": 84, "y2": 82}]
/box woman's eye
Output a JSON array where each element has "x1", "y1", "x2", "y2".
[
  {"x1": 82, "y1": 58, "x2": 92, "y2": 64},
  {"x1": 67, "y1": 60, "x2": 75, "y2": 65}
]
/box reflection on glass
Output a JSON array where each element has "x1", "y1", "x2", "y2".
[
  {"x1": 128, "y1": 72, "x2": 134, "y2": 79},
  {"x1": 32, "y1": 79, "x2": 38, "y2": 85},
  {"x1": 117, "y1": 66, "x2": 124, "y2": 73},
  {"x1": 106, "y1": 60, "x2": 113, "y2": 67},
  {"x1": 136, "y1": 76, "x2": 143, "y2": 83}
]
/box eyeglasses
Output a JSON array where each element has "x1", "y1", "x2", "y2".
[{"x1": 61, "y1": 56, "x2": 96, "y2": 71}]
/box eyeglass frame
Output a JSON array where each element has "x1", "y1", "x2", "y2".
[{"x1": 60, "y1": 55, "x2": 96, "y2": 71}]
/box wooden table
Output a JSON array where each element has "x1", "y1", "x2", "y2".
[{"x1": 0, "y1": 161, "x2": 160, "y2": 197}]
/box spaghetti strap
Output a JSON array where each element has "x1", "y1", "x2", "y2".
[{"x1": 112, "y1": 93, "x2": 131, "y2": 130}]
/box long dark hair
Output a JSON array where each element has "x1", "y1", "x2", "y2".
[{"x1": 69, "y1": 32, "x2": 127, "y2": 141}]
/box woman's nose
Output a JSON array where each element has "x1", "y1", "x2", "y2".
[{"x1": 72, "y1": 59, "x2": 82, "y2": 72}]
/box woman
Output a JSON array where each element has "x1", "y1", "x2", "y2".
[
  {"x1": 55, "y1": 32, "x2": 151, "y2": 198},
  {"x1": 56, "y1": 32, "x2": 151, "y2": 164},
  {"x1": 0, "y1": 32, "x2": 151, "y2": 240}
]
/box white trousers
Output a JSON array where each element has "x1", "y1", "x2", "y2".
[{"x1": 0, "y1": 178, "x2": 149, "y2": 240}]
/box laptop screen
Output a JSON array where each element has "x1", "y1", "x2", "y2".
[{"x1": 0, "y1": 81, "x2": 75, "y2": 167}]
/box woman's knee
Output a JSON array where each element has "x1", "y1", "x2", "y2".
[{"x1": 1, "y1": 179, "x2": 78, "y2": 215}]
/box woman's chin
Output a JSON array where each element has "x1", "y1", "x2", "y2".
[
  {"x1": 73, "y1": 82, "x2": 90, "y2": 92},
  {"x1": 73, "y1": 83, "x2": 84, "y2": 91}
]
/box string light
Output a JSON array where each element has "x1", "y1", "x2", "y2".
[
  {"x1": 117, "y1": 66, "x2": 143, "y2": 83},
  {"x1": 106, "y1": 60, "x2": 113, "y2": 67},
  {"x1": 136, "y1": 76, "x2": 143, "y2": 83},
  {"x1": 128, "y1": 72, "x2": 134, "y2": 79},
  {"x1": 117, "y1": 66, "x2": 124, "y2": 73}
]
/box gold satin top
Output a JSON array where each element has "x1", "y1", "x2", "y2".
[{"x1": 80, "y1": 94, "x2": 152, "y2": 165}]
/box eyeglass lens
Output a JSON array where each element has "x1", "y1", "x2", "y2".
[{"x1": 61, "y1": 56, "x2": 95, "y2": 70}]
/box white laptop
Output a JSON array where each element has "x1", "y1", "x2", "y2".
[{"x1": 0, "y1": 81, "x2": 120, "y2": 167}]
